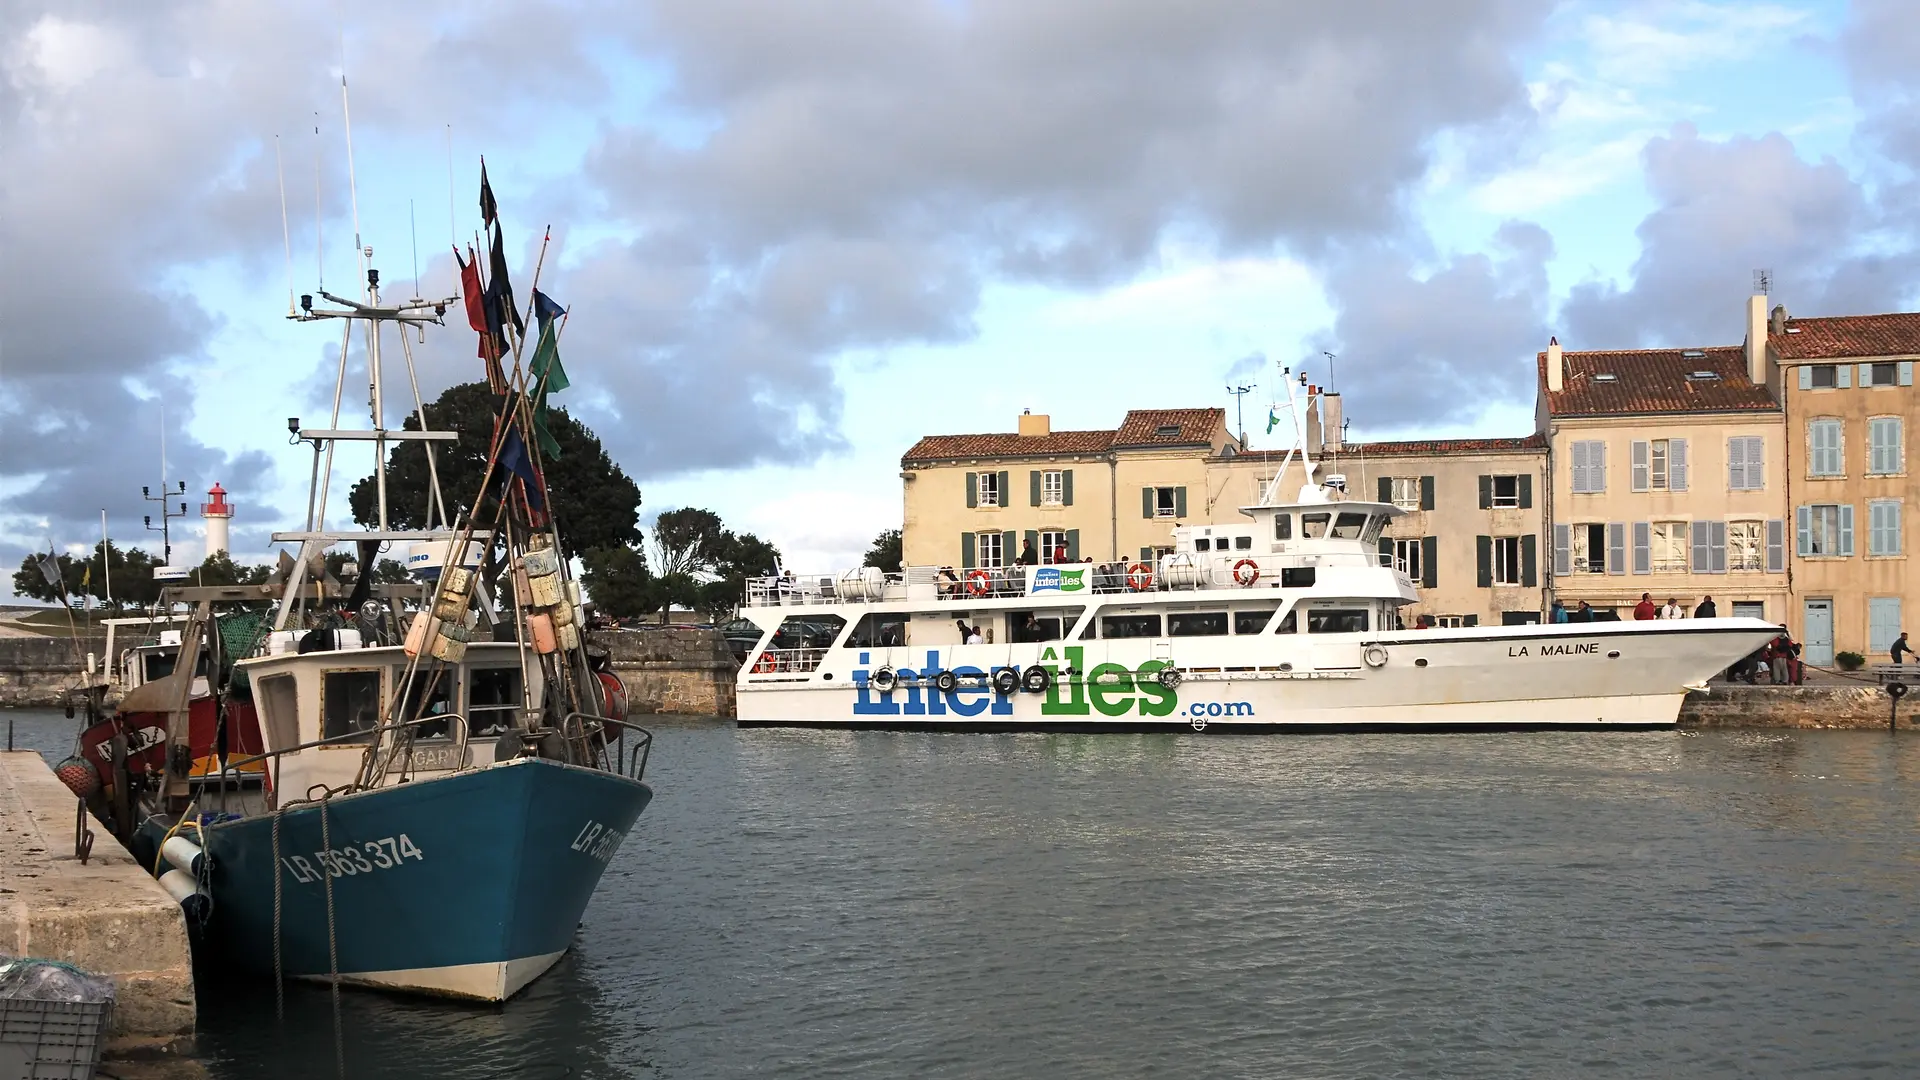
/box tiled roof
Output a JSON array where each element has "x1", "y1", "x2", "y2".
[
  {"x1": 1230, "y1": 434, "x2": 1544, "y2": 462},
  {"x1": 1770, "y1": 311, "x2": 1920, "y2": 360},
  {"x1": 901, "y1": 430, "x2": 1114, "y2": 464},
  {"x1": 1113, "y1": 408, "x2": 1225, "y2": 447},
  {"x1": 1539, "y1": 345, "x2": 1777, "y2": 417}
]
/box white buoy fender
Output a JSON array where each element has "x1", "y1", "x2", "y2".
[
  {"x1": 161, "y1": 834, "x2": 205, "y2": 877},
  {"x1": 158, "y1": 868, "x2": 210, "y2": 920}
]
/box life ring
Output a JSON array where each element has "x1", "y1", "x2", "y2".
[
  {"x1": 1362, "y1": 645, "x2": 1389, "y2": 668},
  {"x1": 870, "y1": 666, "x2": 898, "y2": 692},
  {"x1": 1156, "y1": 666, "x2": 1183, "y2": 689},
  {"x1": 1232, "y1": 559, "x2": 1260, "y2": 586},
  {"x1": 966, "y1": 569, "x2": 992, "y2": 596},
  {"x1": 933, "y1": 670, "x2": 959, "y2": 694},
  {"x1": 1021, "y1": 665, "x2": 1052, "y2": 694},
  {"x1": 993, "y1": 668, "x2": 1019, "y2": 696},
  {"x1": 751, "y1": 652, "x2": 776, "y2": 674},
  {"x1": 1126, "y1": 562, "x2": 1154, "y2": 591}
]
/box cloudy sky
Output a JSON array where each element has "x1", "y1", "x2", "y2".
[{"x1": 3, "y1": 0, "x2": 1913, "y2": 589}]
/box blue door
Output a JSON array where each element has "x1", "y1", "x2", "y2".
[
  {"x1": 1803, "y1": 599, "x2": 1834, "y2": 666},
  {"x1": 1869, "y1": 598, "x2": 1903, "y2": 657}
]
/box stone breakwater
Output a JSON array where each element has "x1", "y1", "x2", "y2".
[
  {"x1": 1680, "y1": 683, "x2": 1908, "y2": 729},
  {"x1": 590, "y1": 627, "x2": 738, "y2": 717},
  {"x1": 0, "y1": 635, "x2": 104, "y2": 708}
]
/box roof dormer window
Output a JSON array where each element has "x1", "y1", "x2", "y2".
[
  {"x1": 1154, "y1": 424, "x2": 1181, "y2": 438},
  {"x1": 1592, "y1": 373, "x2": 1618, "y2": 382}
]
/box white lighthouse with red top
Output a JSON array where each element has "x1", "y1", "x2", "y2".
[{"x1": 201, "y1": 483, "x2": 234, "y2": 556}]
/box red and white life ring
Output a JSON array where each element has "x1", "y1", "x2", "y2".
[
  {"x1": 1232, "y1": 559, "x2": 1260, "y2": 586},
  {"x1": 751, "y1": 652, "x2": 776, "y2": 674},
  {"x1": 1126, "y1": 562, "x2": 1154, "y2": 591},
  {"x1": 966, "y1": 569, "x2": 992, "y2": 596}
]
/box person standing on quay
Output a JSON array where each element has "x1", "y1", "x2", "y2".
[
  {"x1": 1893, "y1": 631, "x2": 1914, "y2": 666},
  {"x1": 1634, "y1": 593, "x2": 1658, "y2": 620}
]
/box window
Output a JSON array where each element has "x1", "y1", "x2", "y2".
[
  {"x1": 1233, "y1": 609, "x2": 1276, "y2": 634},
  {"x1": 1866, "y1": 362, "x2": 1899, "y2": 387},
  {"x1": 1152, "y1": 486, "x2": 1180, "y2": 518},
  {"x1": 1869, "y1": 500, "x2": 1902, "y2": 556},
  {"x1": 1809, "y1": 364, "x2": 1839, "y2": 388},
  {"x1": 1301, "y1": 513, "x2": 1330, "y2": 539},
  {"x1": 396, "y1": 668, "x2": 455, "y2": 739},
  {"x1": 322, "y1": 669, "x2": 382, "y2": 744},
  {"x1": 257, "y1": 673, "x2": 300, "y2": 752},
  {"x1": 1869, "y1": 417, "x2": 1904, "y2": 475},
  {"x1": 1154, "y1": 423, "x2": 1182, "y2": 437},
  {"x1": 1306, "y1": 609, "x2": 1369, "y2": 634},
  {"x1": 1274, "y1": 514, "x2": 1292, "y2": 540},
  {"x1": 1194, "y1": 538, "x2": 1210, "y2": 551},
  {"x1": 1798, "y1": 504, "x2": 1852, "y2": 557},
  {"x1": 1040, "y1": 530, "x2": 1066, "y2": 564},
  {"x1": 1492, "y1": 537, "x2": 1522, "y2": 586},
  {"x1": 1100, "y1": 614, "x2": 1162, "y2": 639},
  {"x1": 1491, "y1": 475, "x2": 1520, "y2": 507},
  {"x1": 1571, "y1": 440, "x2": 1606, "y2": 493},
  {"x1": 1728, "y1": 521, "x2": 1764, "y2": 571},
  {"x1": 975, "y1": 471, "x2": 1001, "y2": 507},
  {"x1": 1728, "y1": 436, "x2": 1765, "y2": 490},
  {"x1": 1650, "y1": 522, "x2": 1688, "y2": 573},
  {"x1": 1332, "y1": 512, "x2": 1368, "y2": 539},
  {"x1": 1280, "y1": 566, "x2": 1316, "y2": 588},
  {"x1": 1389, "y1": 477, "x2": 1422, "y2": 510},
  {"x1": 1395, "y1": 538, "x2": 1423, "y2": 581},
  {"x1": 846, "y1": 612, "x2": 908, "y2": 648},
  {"x1": 1650, "y1": 441, "x2": 1667, "y2": 489},
  {"x1": 1433, "y1": 615, "x2": 1468, "y2": 629},
  {"x1": 1233, "y1": 536, "x2": 1253, "y2": 550},
  {"x1": 467, "y1": 667, "x2": 523, "y2": 735},
  {"x1": 1168, "y1": 612, "x2": 1229, "y2": 637},
  {"x1": 1042, "y1": 470, "x2": 1064, "y2": 505},
  {"x1": 1574, "y1": 523, "x2": 1607, "y2": 573},
  {"x1": 976, "y1": 531, "x2": 1004, "y2": 568},
  {"x1": 1809, "y1": 419, "x2": 1843, "y2": 476}
]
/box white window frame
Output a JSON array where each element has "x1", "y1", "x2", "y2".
[
  {"x1": 1394, "y1": 537, "x2": 1423, "y2": 581},
  {"x1": 1869, "y1": 499, "x2": 1903, "y2": 557},
  {"x1": 1573, "y1": 522, "x2": 1606, "y2": 574},
  {"x1": 1433, "y1": 615, "x2": 1467, "y2": 629},
  {"x1": 1809, "y1": 418, "x2": 1844, "y2": 477},
  {"x1": 1154, "y1": 486, "x2": 1177, "y2": 518},
  {"x1": 976, "y1": 531, "x2": 1004, "y2": 568},
  {"x1": 1041, "y1": 470, "x2": 1064, "y2": 506},
  {"x1": 1491, "y1": 475, "x2": 1520, "y2": 508},
  {"x1": 1650, "y1": 439, "x2": 1669, "y2": 490},
  {"x1": 1869, "y1": 417, "x2": 1904, "y2": 476},
  {"x1": 1806, "y1": 504, "x2": 1842, "y2": 556},
  {"x1": 1389, "y1": 477, "x2": 1422, "y2": 511},
  {"x1": 1727, "y1": 521, "x2": 1764, "y2": 572},
  {"x1": 1492, "y1": 536, "x2": 1522, "y2": 586},
  {"x1": 1650, "y1": 521, "x2": 1688, "y2": 573},
  {"x1": 975, "y1": 471, "x2": 1001, "y2": 507},
  {"x1": 1040, "y1": 529, "x2": 1067, "y2": 565}
]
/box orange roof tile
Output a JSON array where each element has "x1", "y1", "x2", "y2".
[
  {"x1": 1113, "y1": 408, "x2": 1225, "y2": 447},
  {"x1": 1538, "y1": 346, "x2": 1777, "y2": 417},
  {"x1": 1771, "y1": 311, "x2": 1920, "y2": 360},
  {"x1": 901, "y1": 430, "x2": 1114, "y2": 464}
]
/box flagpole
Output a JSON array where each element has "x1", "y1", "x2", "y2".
[{"x1": 101, "y1": 509, "x2": 112, "y2": 613}]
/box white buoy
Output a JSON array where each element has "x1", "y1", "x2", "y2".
[{"x1": 161, "y1": 834, "x2": 205, "y2": 877}]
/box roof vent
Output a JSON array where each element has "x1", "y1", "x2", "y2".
[
  {"x1": 1593, "y1": 373, "x2": 1618, "y2": 382},
  {"x1": 1154, "y1": 424, "x2": 1181, "y2": 437},
  {"x1": 1785, "y1": 327, "x2": 1802, "y2": 333},
  {"x1": 1688, "y1": 370, "x2": 1720, "y2": 380},
  {"x1": 1681, "y1": 349, "x2": 1707, "y2": 359}
]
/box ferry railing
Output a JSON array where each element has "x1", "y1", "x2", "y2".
[{"x1": 745, "y1": 647, "x2": 830, "y2": 674}]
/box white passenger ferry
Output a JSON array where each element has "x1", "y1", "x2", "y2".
[{"x1": 735, "y1": 383, "x2": 1780, "y2": 733}]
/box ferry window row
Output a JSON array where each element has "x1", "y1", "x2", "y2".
[
  {"x1": 294, "y1": 665, "x2": 524, "y2": 748},
  {"x1": 1078, "y1": 607, "x2": 1378, "y2": 638},
  {"x1": 1274, "y1": 511, "x2": 1388, "y2": 544},
  {"x1": 1192, "y1": 535, "x2": 1254, "y2": 551}
]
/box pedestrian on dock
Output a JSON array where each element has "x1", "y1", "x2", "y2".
[
  {"x1": 1634, "y1": 593, "x2": 1657, "y2": 620},
  {"x1": 1892, "y1": 631, "x2": 1913, "y2": 665},
  {"x1": 1694, "y1": 595, "x2": 1717, "y2": 619},
  {"x1": 1768, "y1": 636, "x2": 1792, "y2": 685}
]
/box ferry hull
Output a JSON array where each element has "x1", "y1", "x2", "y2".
[
  {"x1": 737, "y1": 621, "x2": 1779, "y2": 732},
  {"x1": 192, "y1": 756, "x2": 650, "y2": 1001}
]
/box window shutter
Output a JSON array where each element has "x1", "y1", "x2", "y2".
[
  {"x1": 1142, "y1": 488, "x2": 1154, "y2": 519},
  {"x1": 1869, "y1": 501, "x2": 1886, "y2": 555},
  {"x1": 1766, "y1": 519, "x2": 1785, "y2": 572},
  {"x1": 1476, "y1": 535, "x2": 1493, "y2": 588},
  {"x1": 1463, "y1": 614, "x2": 1478, "y2": 628},
  {"x1": 1900, "y1": 361, "x2": 1914, "y2": 386},
  {"x1": 1691, "y1": 520, "x2": 1710, "y2": 573},
  {"x1": 1521, "y1": 534, "x2": 1538, "y2": 588},
  {"x1": 1421, "y1": 536, "x2": 1438, "y2": 589},
  {"x1": 1420, "y1": 475, "x2": 1435, "y2": 511},
  {"x1": 1517, "y1": 473, "x2": 1532, "y2": 509},
  {"x1": 1003, "y1": 531, "x2": 1017, "y2": 563},
  {"x1": 1570, "y1": 440, "x2": 1589, "y2": 492},
  {"x1": 1839, "y1": 504, "x2": 1855, "y2": 556},
  {"x1": 1024, "y1": 529, "x2": 1038, "y2": 560},
  {"x1": 1066, "y1": 529, "x2": 1080, "y2": 561},
  {"x1": 1632, "y1": 522, "x2": 1651, "y2": 574},
  {"x1": 1553, "y1": 524, "x2": 1572, "y2": 577},
  {"x1": 1029, "y1": 471, "x2": 1041, "y2": 506},
  {"x1": 1595, "y1": 443, "x2": 1607, "y2": 491},
  {"x1": 1837, "y1": 365, "x2": 1852, "y2": 388},
  {"x1": 1799, "y1": 366, "x2": 1814, "y2": 390},
  {"x1": 961, "y1": 532, "x2": 975, "y2": 568},
  {"x1": 1669, "y1": 438, "x2": 1688, "y2": 491},
  {"x1": 997, "y1": 472, "x2": 1009, "y2": 505},
  {"x1": 1478, "y1": 475, "x2": 1492, "y2": 509},
  {"x1": 1748, "y1": 438, "x2": 1765, "y2": 490},
  {"x1": 1607, "y1": 522, "x2": 1626, "y2": 575},
  {"x1": 1378, "y1": 476, "x2": 1392, "y2": 503},
  {"x1": 1795, "y1": 506, "x2": 1811, "y2": 557},
  {"x1": 1890, "y1": 502, "x2": 1903, "y2": 556},
  {"x1": 1859, "y1": 362, "x2": 1874, "y2": 386},
  {"x1": 1631, "y1": 440, "x2": 1649, "y2": 491},
  {"x1": 1727, "y1": 437, "x2": 1744, "y2": 490},
  {"x1": 1062, "y1": 470, "x2": 1074, "y2": 506},
  {"x1": 1710, "y1": 521, "x2": 1727, "y2": 573},
  {"x1": 1174, "y1": 487, "x2": 1188, "y2": 518},
  {"x1": 966, "y1": 472, "x2": 978, "y2": 508}
]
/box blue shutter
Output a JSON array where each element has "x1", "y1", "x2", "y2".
[
  {"x1": 1795, "y1": 506, "x2": 1811, "y2": 557},
  {"x1": 1607, "y1": 522, "x2": 1626, "y2": 575},
  {"x1": 1799, "y1": 366, "x2": 1814, "y2": 390},
  {"x1": 1900, "y1": 360, "x2": 1914, "y2": 386},
  {"x1": 1710, "y1": 521, "x2": 1727, "y2": 573},
  {"x1": 1859, "y1": 362, "x2": 1874, "y2": 386},
  {"x1": 1837, "y1": 365, "x2": 1852, "y2": 388},
  {"x1": 1766, "y1": 518, "x2": 1785, "y2": 572},
  {"x1": 1747, "y1": 437, "x2": 1764, "y2": 490},
  {"x1": 1692, "y1": 521, "x2": 1711, "y2": 573},
  {"x1": 1870, "y1": 598, "x2": 1904, "y2": 654},
  {"x1": 1727, "y1": 436, "x2": 1744, "y2": 490},
  {"x1": 1632, "y1": 522, "x2": 1651, "y2": 574},
  {"x1": 1839, "y1": 504, "x2": 1855, "y2": 556},
  {"x1": 1669, "y1": 438, "x2": 1688, "y2": 491},
  {"x1": 1553, "y1": 524, "x2": 1571, "y2": 577},
  {"x1": 1631, "y1": 440, "x2": 1649, "y2": 492}
]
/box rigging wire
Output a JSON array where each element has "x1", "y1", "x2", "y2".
[{"x1": 275, "y1": 135, "x2": 294, "y2": 316}]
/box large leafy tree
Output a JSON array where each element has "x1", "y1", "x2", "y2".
[
  {"x1": 863, "y1": 528, "x2": 902, "y2": 573},
  {"x1": 347, "y1": 381, "x2": 642, "y2": 557},
  {"x1": 641, "y1": 508, "x2": 780, "y2": 622},
  {"x1": 579, "y1": 543, "x2": 654, "y2": 620}
]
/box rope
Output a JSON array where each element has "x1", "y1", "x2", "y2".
[
  {"x1": 271, "y1": 801, "x2": 285, "y2": 1021},
  {"x1": 320, "y1": 793, "x2": 345, "y2": 1080}
]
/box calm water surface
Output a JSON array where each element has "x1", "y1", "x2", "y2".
[{"x1": 9, "y1": 708, "x2": 1920, "y2": 1077}]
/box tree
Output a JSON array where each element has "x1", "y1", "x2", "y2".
[
  {"x1": 347, "y1": 382, "x2": 642, "y2": 557},
  {"x1": 192, "y1": 551, "x2": 272, "y2": 587},
  {"x1": 863, "y1": 528, "x2": 902, "y2": 573},
  {"x1": 634, "y1": 508, "x2": 781, "y2": 622},
  {"x1": 579, "y1": 543, "x2": 655, "y2": 620},
  {"x1": 11, "y1": 550, "x2": 80, "y2": 606}
]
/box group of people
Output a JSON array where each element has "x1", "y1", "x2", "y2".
[
  {"x1": 954, "y1": 620, "x2": 985, "y2": 645},
  {"x1": 1015, "y1": 538, "x2": 1073, "y2": 566},
  {"x1": 1544, "y1": 594, "x2": 1722, "y2": 623}
]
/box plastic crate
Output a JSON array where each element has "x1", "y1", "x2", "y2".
[{"x1": 0, "y1": 998, "x2": 112, "y2": 1080}]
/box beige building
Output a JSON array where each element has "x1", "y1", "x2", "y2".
[
  {"x1": 1765, "y1": 305, "x2": 1919, "y2": 664},
  {"x1": 1536, "y1": 326, "x2": 1790, "y2": 622}
]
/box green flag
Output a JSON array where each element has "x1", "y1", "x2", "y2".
[
  {"x1": 1265, "y1": 407, "x2": 1280, "y2": 435},
  {"x1": 529, "y1": 292, "x2": 571, "y2": 459}
]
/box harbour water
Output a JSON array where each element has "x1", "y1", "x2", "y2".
[{"x1": 9, "y1": 708, "x2": 1920, "y2": 1077}]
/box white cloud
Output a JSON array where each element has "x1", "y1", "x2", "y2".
[
  {"x1": 1470, "y1": 133, "x2": 1651, "y2": 213},
  {"x1": 1579, "y1": 1, "x2": 1812, "y2": 86}
]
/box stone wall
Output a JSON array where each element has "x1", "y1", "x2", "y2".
[
  {"x1": 0, "y1": 636, "x2": 105, "y2": 708},
  {"x1": 591, "y1": 628, "x2": 738, "y2": 718},
  {"x1": 1679, "y1": 683, "x2": 1907, "y2": 729}
]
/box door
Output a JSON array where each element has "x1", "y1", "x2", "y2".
[
  {"x1": 1732, "y1": 602, "x2": 1766, "y2": 621},
  {"x1": 1802, "y1": 599, "x2": 1834, "y2": 666}
]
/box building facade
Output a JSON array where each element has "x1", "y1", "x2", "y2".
[
  {"x1": 1767, "y1": 308, "x2": 1919, "y2": 664},
  {"x1": 1536, "y1": 328, "x2": 1791, "y2": 622}
]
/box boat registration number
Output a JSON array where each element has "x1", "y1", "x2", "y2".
[{"x1": 282, "y1": 834, "x2": 425, "y2": 884}]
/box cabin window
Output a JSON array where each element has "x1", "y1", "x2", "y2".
[
  {"x1": 773, "y1": 614, "x2": 846, "y2": 650},
  {"x1": 1013, "y1": 608, "x2": 1081, "y2": 643},
  {"x1": 1234, "y1": 535, "x2": 1252, "y2": 550},
  {"x1": 1168, "y1": 612, "x2": 1229, "y2": 637},
  {"x1": 1274, "y1": 610, "x2": 1298, "y2": 633},
  {"x1": 1301, "y1": 513, "x2": 1331, "y2": 539},
  {"x1": 321, "y1": 669, "x2": 382, "y2": 744},
  {"x1": 1100, "y1": 614, "x2": 1162, "y2": 639},
  {"x1": 1332, "y1": 512, "x2": 1368, "y2": 540},
  {"x1": 1307, "y1": 609, "x2": 1369, "y2": 634},
  {"x1": 1281, "y1": 566, "x2": 1316, "y2": 588},
  {"x1": 845, "y1": 612, "x2": 908, "y2": 648},
  {"x1": 1274, "y1": 515, "x2": 1293, "y2": 540},
  {"x1": 1194, "y1": 537, "x2": 1211, "y2": 551},
  {"x1": 395, "y1": 668, "x2": 455, "y2": 740},
  {"x1": 1360, "y1": 515, "x2": 1387, "y2": 545},
  {"x1": 1233, "y1": 609, "x2": 1276, "y2": 634},
  {"x1": 257, "y1": 674, "x2": 300, "y2": 754},
  {"x1": 467, "y1": 667, "x2": 523, "y2": 736}
]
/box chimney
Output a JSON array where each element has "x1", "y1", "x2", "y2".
[
  {"x1": 1322, "y1": 391, "x2": 1343, "y2": 453},
  {"x1": 1017, "y1": 410, "x2": 1050, "y2": 437},
  {"x1": 1546, "y1": 337, "x2": 1563, "y2": 393},
  {"x1": 1304, "y1": 386, "x2": 1322, "y2": 451},
  {"x1": 1746, "y1": 294, "x2": 1768, "y2": 385}
]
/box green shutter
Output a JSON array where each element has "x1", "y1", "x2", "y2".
[
  {"x1": 1420, "y1": 476, "x2": 1434, "y2": 511},
  {"x1": 1378, "y1": 476, "x2": 1392, "y2": 503},
  {"x1": 1175, "y1": 487, "x2": 1188, "y2": 518},
  {"x1": 1140, "y1": 546, "x2": 1153, "y2": 563},
  {"x1": 1062, "y1": 470, "x2": 1074, "y2": 506},
  {"x1": 1142, "y1": 488, "x2": 1154, "y2": 518},
  {"x1": 997, "y1": 472, "x2": 1009, "y2": 506},
  {"x1": 1420, "y1": 536, "x2": 1437, "y2": 589},
  {"x1": 1476, "y1": 535, "x2": 1493, "y2": 588},
  {"x1": 966, "y1": 473, "x2": 977, "y2": 508},
  {"x1": 1066, "y1": 529, "x2": 1080, "y2": 561},
  {"x1": 961, "y1": 532, "x2": 975, "y2": 568},
  {"x1": 1024, "y1": 530, "x2": 1038, "y2": 562},
  {"x1": 1463, "y1": 614, "x2": 1479, "y2": 627},
  {"x1": 1521, "y1": 534, "x2": 1538, "y2": 588},
  {"x1": 1517, "y1": 474, "x2": 1532, "y2": 509},
  {"x1": 1477, "y1": 475, "x2": 1492, "y2": 509},
  {"x1": 1029, "y1": 471, "x2": 1041, "y2": 507},
  {"x1": 1003, "y1": 531, "x2": 1016, "y2": 564}
]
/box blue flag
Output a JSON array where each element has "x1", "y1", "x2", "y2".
[{"x1": 499, "y1": 428, "x2": 546, "y2": 512}]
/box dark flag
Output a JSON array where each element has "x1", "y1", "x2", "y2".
[
  {"x1": 479, "y1": 160, "x2": 497, "y2": 226},
  {"x1": 487, "y1": 225, "x2": 524, "y2": 336},
  {"x1": 533, "y1": 289, "x2": 565, "y2": 336},
  {"x1": 498, "y1": 427, "x2": 547, "y2": 513},
  {"x1": 455, "y1": 245, "x2": 486, "y2": 335},
  {"x1": 528, "y1": 290, "x2": 571, "y2": 459}
]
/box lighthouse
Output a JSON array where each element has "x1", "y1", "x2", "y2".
[{"x1": 201, "y1": 483, "x2": 234, "y2": 556}]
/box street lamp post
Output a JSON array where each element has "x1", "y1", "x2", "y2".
[{"x1": 143, "y1": 481, "x2": 188, "y2": 566}]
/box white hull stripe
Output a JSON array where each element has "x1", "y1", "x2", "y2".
[{"x1": 297, "y1": 949, "x2": 567, "y2": 1002}]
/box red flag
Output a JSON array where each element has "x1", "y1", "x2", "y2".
[{"x1": 456, "y1": 245, "x2": 486, "y2": 335}]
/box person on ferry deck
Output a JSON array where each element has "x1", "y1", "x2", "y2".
[
  {"x1": 1659, "y1": 598, "x2": 1682, "y2": 620},
  {"x1": 1633, "y1": 593, "x2": 1658, "y2": 620},
  {"x1": 1550, "y1": 601, "x2": 1568, "y2": 623},
  {"x1": 1053, "y1": 542, "x2": 1068, "y2": 563},
  {"x1": 1694, "y1": 595, "x2": 1716, "y2": 618},
  {"x1": 1016, "y1": 539, "x2": 1037, "y2": 566},
  {"x1": 1572, "y1": 601, "x2": 1595, "y2": 622}
]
